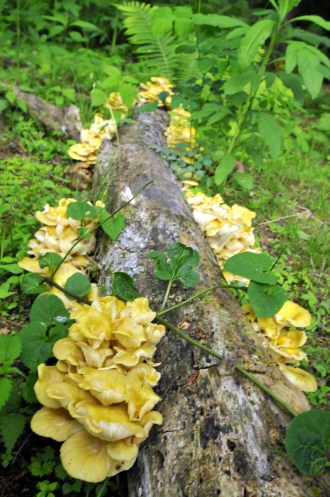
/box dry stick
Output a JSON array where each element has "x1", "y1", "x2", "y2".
[
  {"x1": 257, "y1": 212, "x2": 309, "y2": 226},
  {"x1": 156, "y1": 316, "x2": 298, "y2": 418}
]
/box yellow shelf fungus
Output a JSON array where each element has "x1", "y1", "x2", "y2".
[
  {"x1": 242, "y1": 302, "x2": 317, "y2": 392},
  {"x1": 31, "y1": 296, "x2": 165, "y2": 482}
]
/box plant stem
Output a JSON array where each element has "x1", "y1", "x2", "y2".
[
  {"x1": 156, "y1": 316, "x2": 298, "y2": 418},
  {"x1": 160, "y1": 280, "x2": 173, "y2": 311},
  {"x1": 156, "y1": 283, "x2": 244, "y2": 316},
  {"x1": 95, "y1": 478, "x2": 108, "y2": 497},
  {"x1": 43, "y1": 277, "x2": 91, "y2": 305}
]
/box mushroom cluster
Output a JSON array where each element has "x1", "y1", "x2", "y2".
[
  {"x1": 69, "y1": 115, "x2": 117, "y2": 164},
  {"x1": 242, "y1": 301, "x2": 317, "y2": 392},
  {"x1": 18, "y1": 198, "x2": 103, "y2": 273},
  {"x1": 137, "y1": 76, "x2": 173, "y2": 107},
  {"x1": 184, "y1": 190, "x2": 257, "y2": 283},
  {"x1": 31, "y1": 296, "x2": 165, "y2": 482},
  {"x1": 165, "y1": 106, "x2": 197, "y2": 160}
]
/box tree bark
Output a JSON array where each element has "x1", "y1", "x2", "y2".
[{"x1": 93, "y1": 110, "x2": 330, "y2": 497}]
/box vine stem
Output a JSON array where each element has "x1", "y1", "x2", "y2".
[
  {"x1": 156, "y1": 316, "x2": 298, "y2": 418},
  {"x1": 160, "y1": 280, "x2": 173, "y2": 311},
  {"x1": 156, "y1": 282, "x2": 244, "y2": 316},
  {"x1": 43, "y1": 277, "x2": 91, "y2": 305}
]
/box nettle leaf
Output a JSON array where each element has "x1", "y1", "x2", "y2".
[
  {"x1": 21, "y1": 273, "x2": 48, "y2": 295},
  {"x1": 258, "y1": 113, "x2": 282, "y2": 159},
  {"x1": 248, "y1": 281, "x2": 289, "y2": 318},
  {"x1": 148, "y1": 251, "x2": 172, "y2": 281},
  {"x1": 232, "y1": 172, "x2": 254, "y2": 190},
  {"x1": 285, "y1": 410, "x2": 330, "y2": 476},
  {"x1": 238, "y1": 20, "x2": 275, "y2": 69},
  {"x1": 21, "y1": 372, "x2": 38, "y2": 404},
  {"x1": 67, "y1": 201, "x2": 99, "y2": 220},
  {"x1": 99, "y1": 210, "x2": 125, "y2": 241},
  {"x1": 224, "y1": 252, "x2": 277, "y2": 284},
  {"x1": 214, "y1": 153, "x2": 235, "y2": 185},
  {"x1": 0, "y1": 334, "x2": 22, "y2": 366},
  {"x1": 64, "y1": 273, "x2": 91, "y2": 297},
  {"x1": 0, "y1": 377, "x2": 13, "y2": 410},
  {"x1": 0, "y1": 412, "x2": 26, "y2": 453},
  {"x1": 19, "y1": 321, "x2": 68, "y2": 371},
  {"x1": 112, "y1": 272, "x2": 141, "y2": 301},
  {"x1": 29, "y1": 295, "x2": 70, "y2": 327},
  {"x1": 39, "y1": 252, "x2": 62, "y2": 272}
]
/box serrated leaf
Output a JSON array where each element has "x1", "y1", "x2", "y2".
[
  {"x1": 21, "y1": 273, "x2": 48, "y2": 295},
  {"x1": 112, "y1": 272, "x2": 141, "y2": 301},
  {"x1": 66, "y1": 201, "x2": 98, "y2": 220},
  {"x1": 246, "y1": 141, "x2": 263, "y2": 167},
  {"x1": 232, "y1": 172, "x2": 254, "y2": 190},
  {"x1": 39, "y1": 252, "x2": 62, "y2": 272},
  {"x1": 293, "y1": 15, "x2": 330, "y2": 32},
  {"x1": 238, "y1": 20, "x2": 275, "y2": 69},
  {"x1": 248, "y1": 281, "x2": 289, "y2": 318},
  {"x1": 192, "y1": 13, "x2": 248, "y2": 28},
  {"x1": 91, "y1": 88, "x2": 107, "y2": 107},
  {"x1": 64, "y1": 273, "x2": 91, "y2": 297},
  {"x1": 0, "y1": 378, "x2": 13, "y2": 410},
  {"x1": 30, "y1": 295, "x2": 70, "y2": 327},
  {"x1": 21, "y1": 372, "x2": 38, "y2": 404},
  {"x1": 180, "y1": 271, "x2": 200, "y2": 287},
  {"x1": 0, "y1": 412, "x2": 26, "y2": 453},
  {"x1": 285, "y1": 410, "x2": 330, "y2": 476},
  {"x1": 148, "y1": 251, "x2": 172, "y2": 281},
  {"x1": 258, "y1": 113, "x2": 282, "y2": 159},
  {"x1": 224, "y1": 252, "x2": 277, "y2": 284},
  {"x1": 214, "y1": 153, "x2": 235, "y2": 185},
  {"x1": 0, "y1": 334, "x2": 22, "y2": 366},
  {"x1": 99, "y1": 210, "x2": 125, "y2": 241}
]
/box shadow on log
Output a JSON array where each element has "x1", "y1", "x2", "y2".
[{"x1": 93, "y1": 110, "x2": 330, "y2": 497}]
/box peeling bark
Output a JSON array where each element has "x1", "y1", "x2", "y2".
[
  {"x1": 1, "y1": 84, "x2": 82, "y2": 140},
  {"x1": 93, "y1": 110, "x2": 330, "y2": 497}
]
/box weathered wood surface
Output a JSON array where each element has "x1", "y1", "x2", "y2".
[
  {"x1": 93, "y1": 110, "x2": 330, "y2": 497},
  {"x1": 0, "y1": 83, "x2": 82, "y2": 140}
]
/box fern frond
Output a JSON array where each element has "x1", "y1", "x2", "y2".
[
  {"x1": 176, "y1": 53, "x2": 201, "y2": 82},
  {"x1": 115, "y1": 2, "x2": 179, "y2": 80}
]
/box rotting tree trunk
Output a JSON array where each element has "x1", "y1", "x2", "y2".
[{"x1": 92, "y1": 110, "x2": 330, "y2": 497}]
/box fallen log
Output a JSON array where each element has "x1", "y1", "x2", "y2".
[
  {"x1": 93, "y1": 110, "x2": 330, "y2": 497},
  {"x1": 0, "y1": 83, "x2": 82, "y2": 141}
]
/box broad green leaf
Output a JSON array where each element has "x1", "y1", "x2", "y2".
[
  {"x1": 103, "y1": 65, "x2": 122, "y2": 78},
  {"x1": 174, "y1": 6, "x2": 193, "y2": 17},
  {"x1": 91, "y1": 88, "x2": 107, "y2": 107},
  {"x1": 278, "y1": 0, "x2": 300, "y2": 21},
  {"x1": 71, "y1": 20, "x2": 100, "y2": 32},
  {"x1": 21, "y1": 273, "x2": 48, "y2": 295},
  {"x1": 16, "y1": 98, "x2": 27, "y2": 113},
  {"x1": 78, "y1": 226, "x2": 91, "y2": 238},
  {"x1": 293, "y1": 15, "x2": 330, "y2": 32},
  {"x1": 278, "y1": 72, "x2": 304, "y2": 105},
  {"x1": 0, "y1": 282, "x2": 16, "y2": 299},
  {"x1": 285, "y1": 410, "x2": 330, "y2": 476},
  {"x1": 167, "y1": 243, "x2": 199, "y2": 279},
  {"x1": 69, "y1": 31, "x2": 86, "y2": 42},
  {"x1": 0, "y1": 334, "x2": 22, "y2": 366},
  {"x1": 19, "y1": 322, "x2": 67, "y2": 371},
  {"x1": 214, "y1": 153, "x2": 235, "y2": 185},
  {"x1": 0, "y1": 377, "x2": 13, "y2": 410},
  {"x1": 226, "y1": 26, "x2": 249, "y2": 40},
  {"x1": 232, "y1": 172, "x2": 254, "y2": 190},
  {"x1": 192, "y1": 13, "x2": 248, "y2": 28},
  {"x1": 285, "y1": 43, "x2": 298, "y2": 73},
  {"x1": 246, "y1": 141, "x2": 263, "y2": 166},
  {"x1": 99, "y1": 211, "x2": 125, "y2": 241},
  {"x1": 206, "y1": 108, "x2": 231, "y2": 125},
  {"x1": 5, "y1": 91, "x2": 16, "y2": 104},
  {"x1": 180, "y1": 271, "x2": 200, "y2": 287},
  {"x1": 297, "y1": 48, "x2": 323, "y2": 99},
  {"x1": 152, "y1": 16, "x2": 173, "y2": 37},
  {"x1": 64, "y1": 273, "x2": 91, "y2": 297},
  {"x1": 258, "y1": 113, "x2": 282, "y2": 159},
  {"x1": 112, "y1": 272, "x2": 141, "y2": 301},
  {"x1": 39, "y1": 252, "x2": 62, "y2": 272},
  {"x1": 197, "y1": 58, "x2": 214, "y2": 73},
  {"x1": 238, "y1": 20, "x2": 275, "y2": 69},
  {"x1": 224, "y1": 252, "x2": 277, "y2": 284},
  {"x1": 30, "y1": 295, "x2": 70, "y2": 327},
  {"x1": 118, "y1": 82, "x2": 137, "y2": 110},
  {"x1": 0, "y1": 412, "x2": 26, "y2": 453},
  {"x1": 148, "y1": 251, "x2": 172, "y2": 281},
  {"x1": 66, "y1": 201, "x2": 98, "y2": 220},
  {"x1": 21, "y1": 372, "x2": 38, "y2": 404},
  {"x1": 134, "y1": 101, "x2": 158, "y2": 113},
  {"x1": 248, "y1": 281, "x2": 289, "y2": 318},
  {"x1": 224, "y1": 71, "x2": 259, "y2": 95},
  {"x1": 175, "y1": 18, "x2": 192, "y2": 38},
  {"x1": 0, "y1": 264, "x2": 23, "y2": 274}
]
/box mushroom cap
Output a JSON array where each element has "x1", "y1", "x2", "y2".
[
  {"x1": 31, "y1": 407, "x2": 82, "y2": 442},
  {"x1": 120, "y1": 297, "x2": 156, "y2": 324},
  {"x1": 106, "y1": 439, "x2": 138, "y2": 461},
  {"x1": 77, "y1": 368, "x2": 127, "y2": 406},
  {"x1": 53, "y1": 337, "x2": 85, "y2": 366},
  {"x1": 275, "y1": 301, "x2": 312, "y2": 328},
  {"x1": 34, "y1": 364, "x2": 67, "y2": 409},
  {"x1": 60, "y1": 430, "x2": 112, "y2": 482},
  {"x1": 278, "y1": 364, "x2": 318, "y2": 392},
  {"x1": 113, "y1": 317, "x2": 146, "y2": 349}
]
